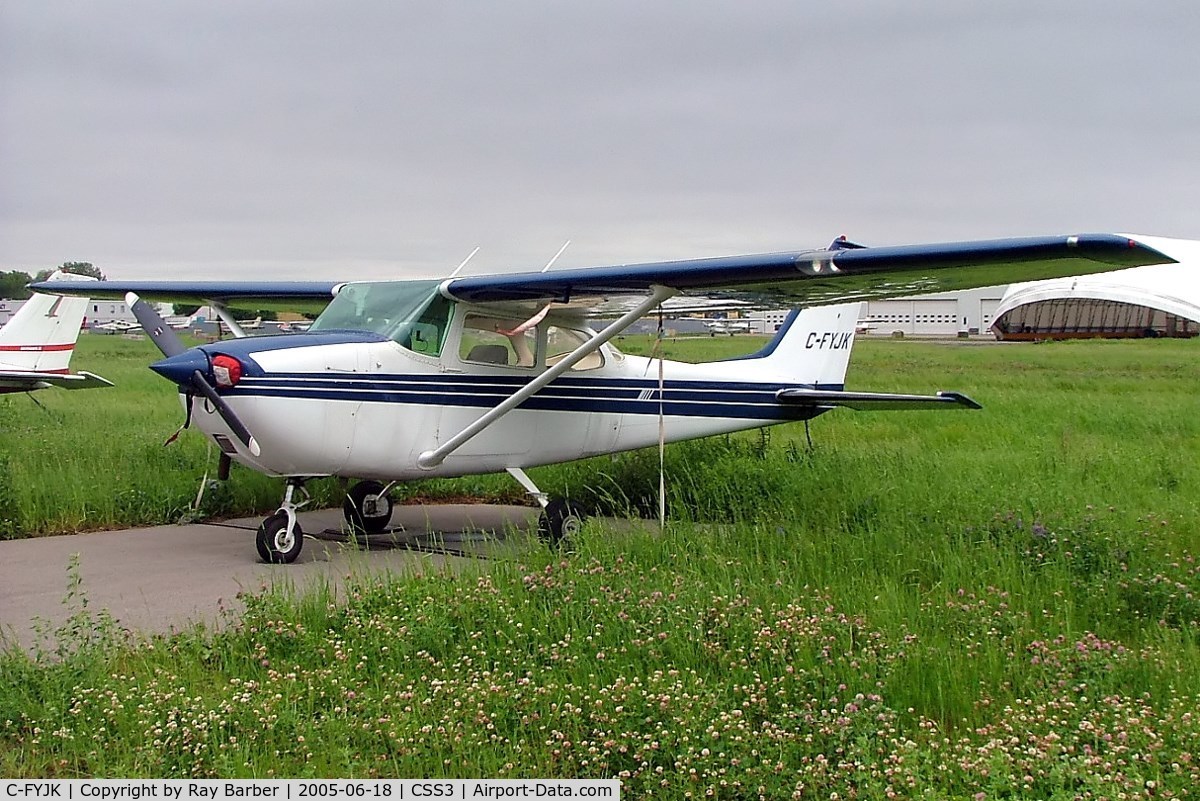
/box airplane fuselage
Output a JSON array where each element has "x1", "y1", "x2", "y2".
[{"x1": 182, "y1": 333, "x2": 827, "y2": 480}]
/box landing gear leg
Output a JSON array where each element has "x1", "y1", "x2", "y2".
[
  {"x1": 256, "y1": 478, "x2": 310, "y2": 563},
  {"x1": 506, "y1": 467, "x2": 585, "y2": 548}
]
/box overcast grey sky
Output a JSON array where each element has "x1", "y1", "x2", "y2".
[{"x1": 2, "y1": 1, "x2": 1197, "y2": 280}]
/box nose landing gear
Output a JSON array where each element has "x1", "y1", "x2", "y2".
[{"x1": 256, "y1": 478, "x2": 310, "y2": 563}]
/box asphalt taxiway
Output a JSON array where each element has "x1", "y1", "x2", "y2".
[{"x1": 0, "y1": 504, "x2": 539, "y2": 653}]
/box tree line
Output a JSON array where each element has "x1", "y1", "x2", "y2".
[{"x1": 0, "y1": 262, "x2": 106, "y2": 299}]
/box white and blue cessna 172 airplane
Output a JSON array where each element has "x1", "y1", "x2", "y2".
[{"x1": 33, "y1": 233, "x2": 1174, "y2": 562}]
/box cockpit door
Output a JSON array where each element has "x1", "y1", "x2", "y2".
[
  {"x1": 432, "y1": 310, "x2": 539, "y2": 461},
  {"x1": 319, "y1": 343, "x2": 367, "y2": 474}
]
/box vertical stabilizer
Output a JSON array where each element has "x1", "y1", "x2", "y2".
[
  {"x1": 725, "y1": 302, "x2": 862, "y2": 387},
  {"x1": 0, "y1": 272, "x2": 96, "y2": 373}
]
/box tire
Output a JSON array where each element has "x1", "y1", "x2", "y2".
[
  {"x1": 537, "y1": 499, "x2": 584, "y2": 548},
  {"x1": 343, "y1": 480, "x2": 393, "y2": 535},
  {"x1": 257, "y1": 512, "x2": 304, "y2": 564}
]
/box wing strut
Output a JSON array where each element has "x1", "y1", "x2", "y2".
[
  {"x1": 211, "y1": 303, "x2": 248, "y2": 339},
  {"x1": 417, "y1": 284, "x2": 678, "y2": 469}
]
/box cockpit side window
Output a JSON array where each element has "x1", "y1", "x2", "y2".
[
  {"x1": 460, "y1": 314, "x2": 539, "y2": 368},
  {"x1": 402, "y1": 294, "x2": 453, "y2": 357},
  {"x1": 545, "y1": 325, "x2": 604, "y2": 370}
]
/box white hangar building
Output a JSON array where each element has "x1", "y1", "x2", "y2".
[
  {"x1": 744, "y1": 286, "x2": 1003, "y2": 337},
  {"x1": 991, "y1": 235, "x2": 1200, "y2": 340},
  {"x1": 857, "y1": 286, "x2": 1004, "y2": 337}
]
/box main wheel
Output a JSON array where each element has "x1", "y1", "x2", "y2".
[
  {"x1": 256, "y1": 512, "x2": 304, "y2": 564},
  {"x1": 343, "y1": 480, "x2": 394, "y2": 535},
  {"x1": 537, "y1": 499, "x2": 584, "y2": 548}
]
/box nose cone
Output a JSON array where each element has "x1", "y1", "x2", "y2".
[{"x1": 150, "y1": 348, "x2": 210, "y2": 386}]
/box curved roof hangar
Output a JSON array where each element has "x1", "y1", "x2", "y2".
[{"x1": 991, "y1": 235, "x2": 1200, "y2": 340}]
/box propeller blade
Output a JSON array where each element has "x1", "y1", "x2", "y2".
[
  {"x1": 126, "y1": 292, "x2": 187, "y2": 358},
  {"x1": 190, "y1": 370, "x2": 262, "y2": 457}
]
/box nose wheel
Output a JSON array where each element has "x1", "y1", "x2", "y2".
[
  {"x1": 256, "y1": 512, "x2": 304, "y2": 563},
  {"x1": 256, "y1": 479, "x2": 309, "y2": 563}
]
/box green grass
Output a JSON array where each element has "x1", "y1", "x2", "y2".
[{"x1": 2, "y1": 333, "x2": 1200, "y2": 795}]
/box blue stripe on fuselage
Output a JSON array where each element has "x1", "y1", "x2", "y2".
[{"x1": 221, "y1": 372, "x2": 842, "y2": 421}]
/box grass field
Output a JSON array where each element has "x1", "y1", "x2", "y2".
[{"x1": 2, "y1": 333, "x2": 1199, "y2": 796}]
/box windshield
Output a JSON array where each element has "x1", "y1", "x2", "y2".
[{"x1": 309, "y1": 280, "x2": 452, "y2": 354}]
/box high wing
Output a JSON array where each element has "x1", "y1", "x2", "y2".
[
  {"x1": 26, "y1": 280, "x2": 342, "y2": 316},
  {"x1": 443, "y1": 234, "x2": 1174, "y2": 309},
  {"x1": 28, "y1": 234, "x2": 1174, "y2": 314}
]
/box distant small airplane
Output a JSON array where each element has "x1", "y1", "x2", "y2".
[
  {"x1": 0, "y1": 273, "x2": 113, "y2": 394},
  {"x1": 165, "y1": 307, "x2": 265, "y2": 336},
  {"x1": 218, "y1": 316, "x2": 262, "y2": 335},
  {"x1": 704, "y1": 319, "x2": 753, "y2": 335},
  {"x1": 93, "y1": 319, "x2": 140, "y2": 334},
  {"x1": 33, "y1": 232, "x2": 1175, "y2": 562}
]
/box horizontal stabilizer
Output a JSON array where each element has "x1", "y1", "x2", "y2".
[
  {"x1": 54, "y1": 371, "x2": 114, "y2": 390},
  {"x1": 0, "y1": 370, "x2": 113, "y2": 391},
  {"x1": 776, "y1": 388, "x2": 981, "y2": 410}
]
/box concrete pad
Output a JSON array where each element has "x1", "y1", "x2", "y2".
[{"x1": 0, "y1": 504, "x2": 540, "y2": 653}]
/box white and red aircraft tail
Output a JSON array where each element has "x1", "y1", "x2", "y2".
[{"x1": 0, "y1": 272, "x2": 112, "y2": 394}]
